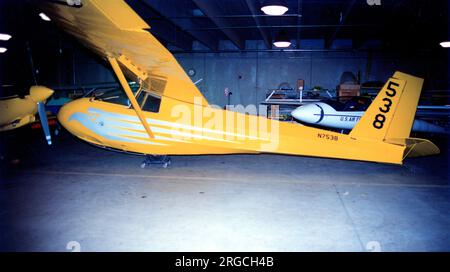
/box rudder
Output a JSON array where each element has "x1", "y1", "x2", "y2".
[{"x1": 349, "y1": 71, "x2": 423, "y2": 141}]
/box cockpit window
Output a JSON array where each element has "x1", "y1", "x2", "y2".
[
  {"x1": 343, "y1": 97, "x2": 372, "y2": 111},
  {"x1": 89, "y1": 82, "x2": 161, "y2": 113},
  {"x1": 322, "y1": 99, "x2": 345, "y2": 111},
  {"x1": 89, "y1": 83, "x2": 139, "y2": 106},
  {"x1": 321, "y1": 97, "x2": 372, "y2": 112},
  {"x1": 90, "y1": 88, "x2": 128, "y2": 105},
  {"x1": 136, "y1": 90, "x2": 161, "y2": 113}
]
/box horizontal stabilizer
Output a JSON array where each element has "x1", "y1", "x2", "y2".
[
  {"x1": 386, "y1": 138, "x2": 440, "y2": 158},
  {"x1": 404, "y1": 138, "x2": 440, "y2": 158}
]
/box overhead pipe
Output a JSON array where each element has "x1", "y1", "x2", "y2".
[
  {"x1": 191, "y1": 0, "x2": 246, "y2": 50},
  {"x1": 184, "y1": 24, "x2": 376, "y2": 31},
  {"x1": 144, "y1": 14, "x2": 303, "y2": 20},
  {"x1": 170, "y1": 48, "x2": 434, "y2": 54},
  {"x1": 171, "y1": 48, "x2": 352, "y2": 54}
]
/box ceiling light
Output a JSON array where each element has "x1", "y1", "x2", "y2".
[
  {"x1": 0, "y1": 47, "x2": 7, "y2": 53},
  {"x1": 0, "y1": 34, "x2": 12, "y2": 41},
  {"x1": 273, "y1": 30, "x2": 291, "y2": 48},
  {"x1": 261, "y1": 5, "x2": 289, "y2": 15},
  {"x1": 261, "y1": 0, "x2": 288, "y2": 16},
  {"x1": 39, "y1": 12, "x2": 51, "y2": 21},
  {"x1": 273, "y1": 41, "x2": 291, "y2": 48},
  {"x1": 440, "y1": 41, "x2": 450, "y2": 48}
]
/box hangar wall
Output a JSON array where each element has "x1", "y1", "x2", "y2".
[
  {"x1": 176, "y1": 51, "x2": 444, "y2": 107},
  {"x1": 31, "y1": 40, "x2": 448, "y2": 108}
]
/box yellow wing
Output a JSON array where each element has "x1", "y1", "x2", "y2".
[{"x1": 39, "y1": 0, "x2": 208, "y2": 106}]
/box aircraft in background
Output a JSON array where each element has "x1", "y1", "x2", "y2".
[
  {"x1": 291, "y1": 97, "x2": 448, "y2": 134},
  {"x1": 0, "y1": 86, "x2": 54, "y2": 145},
  {"x1": 38, "y1": 0, "x2": 439, "y2": 165}
]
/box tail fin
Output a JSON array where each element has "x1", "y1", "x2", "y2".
[{"x1": 349, "y1": 72, "x2": 423, "y2": 141}]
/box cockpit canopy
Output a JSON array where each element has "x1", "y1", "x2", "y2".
[
  {"x1": 88, "y1": 82, "x2": 161, "y2": 113},
  {"x1": 323, "y1": 96, "x2": 372, "y2": 112}
]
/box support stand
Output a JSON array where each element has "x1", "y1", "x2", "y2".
[{"x1": 141, "y1": 155, "x2": 171, "y2": 168}]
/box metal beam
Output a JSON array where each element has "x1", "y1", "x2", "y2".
[
  {"x1": 166, "y1": 14, "x2": 301, "y2": 19},
  {"x1": 244, "y1": 0, "x2": 271, "y2": 49},
  {"x1": 296, "y1": 0, "x2": 302, "y2": 49},
  {"x1": 325, "y1": 0, "x2": 356, "y2": 49},
  {"x1": 137, "y1": 0, "x2": 218, "y2": 51},
  {"x1": 184, "y1": 24, "x2": 374, "y2": 31},
  {"x1": 192, "y1": 0, "x2": 245, "y2": 50},
  {"x1": 125, "y1": 0, "x2": 193, "y2": 50},
  {"x1": 169, "y1": 47, "x2": 431, "y2": 54}
]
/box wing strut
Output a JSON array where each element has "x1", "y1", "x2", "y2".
[{"x1": 108, "y1": 56, "x2": 154, "y2": 138}]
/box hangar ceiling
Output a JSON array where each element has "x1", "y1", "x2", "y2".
[
  {"x1": 0, "y1": 0, "x2": 449, "y2": 94},
  {"x1": 122, "y1": 0, "x2": 449, "y2": 52},
  {"x1": 0, "y1": 0, "x2": 448, "y2": 53}
]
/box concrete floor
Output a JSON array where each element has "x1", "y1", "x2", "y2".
[{"x1": 0, "y1": 130, "x2": 449, "y2": 252}]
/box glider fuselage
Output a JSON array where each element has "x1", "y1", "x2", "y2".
[{"x1": 57, "y1": 95, "x2": 407, "y2": 164}]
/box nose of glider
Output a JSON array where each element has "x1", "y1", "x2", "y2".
[
  {"x1": 29, "y1": 86, "x2": 54, "y2": 103},
  {"x1": 291, "y1": 103, "x2": 324, "y2": 124},
  {"x1": 57, "y1": 99, "x2": 77, "y2": 130}
]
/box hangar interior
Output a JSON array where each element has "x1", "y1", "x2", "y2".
[{"x1": 0, "y1": 0, "x2": 449, "y2": 252}]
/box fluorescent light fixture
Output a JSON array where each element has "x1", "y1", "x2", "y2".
[
  {"x1": 0, "y1": 34, "x2": 12, "y2": 41},
  {"x1": 0, "y1": 47, "x2": 7, "y2": 53},
  {"x1": 39, "y1": 12, "x2": 51, "y2": 21},
  {"x1": 261, "y1": 5, "x2": 289, "y2": 16},
  {"x1": 273, "y1": 41, "x2": 291, "y2": 48},
  {"x1": 273, "y1": 29, "x2": 291, "y2": 48},
  {"x1": 440, "y1": 41, "x2": 450, "y2": 48}
]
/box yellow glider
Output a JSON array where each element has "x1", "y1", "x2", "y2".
[
  {"x1": 39, "y1": 0, "x2": 439, "y2": 164},
  {"x1": 0, "y1": 86, "x2": 54, "y2": 145}
]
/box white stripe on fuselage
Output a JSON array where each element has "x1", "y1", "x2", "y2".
[
  {"x1": 94, "y1": 108, "x2": 267, "y2": 142},
  {"x1": 83, "y1": 108, "x2": 269, "y2": 144}
]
